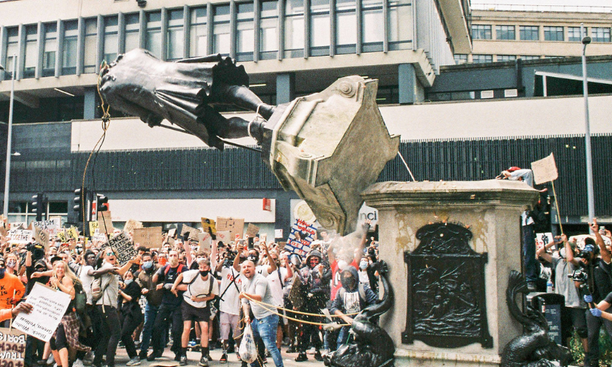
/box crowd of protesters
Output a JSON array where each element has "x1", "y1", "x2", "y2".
[{"x1": 0, "y1": 220, "x2": 380, "y2": 367}]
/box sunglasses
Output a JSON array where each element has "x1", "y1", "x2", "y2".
[{"x1": 107, "y1": 251, "x2": 115, "y2": 256}]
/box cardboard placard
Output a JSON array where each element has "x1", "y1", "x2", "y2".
[
  {"x1": 246, "y1": 224, "x2": 260, "y2": 238},
  {"x1": 180, "y1": 225, "x2": 200, "y2": 241},
  {"x1": 33, "y1": 226, "x2": 49, "y2": 250},
  {"x1": 217, "y1": 217, "x2": 244, "y2": 240},
  {"x1": 284, "y1": 219, "x2": 317, "y2": 257},
  {"x1": 98, "y1": 211, "x2": 114, "y2": 235},
  {"x1": 31, "y1": 220, "x2": 60, "y2": 237},
  {"x1": 198, "y1": 232, "x2": 212, "y2": 251},
  {"x1": 167, "y1": 228, "x2": 177, "y2": 239},
  {"x1": 274, "y1": 229, "x2": 283, "y2": 239},
  {"x1": 67, "y1": 226, "x2": 79, "y2": 240},
  {"x1": 91, "y1": 230, "x2": 108, "y2": 244},
  {"x1": 216, "y1": 231, "x2": 231, "y2": 243},
  {"x1": 124, "y1": 219, "x2": 143, "y2": 233},
  {"x1": 108, "y1": 232, "x2": 136, "y2": 266},
  {"x1": 531, "y1": 153, "x2": 558, "y2": 185},
  {"x1": 133, "y1": 227, "x2": 163, "y2": 248},
  {"x1": 7, "y1": 229, "x2": 33, "y2": 244},
  {"x1": 0, "y1": 327, "x2": 26, "y2": 363},
  {"x1": 201, "y1": 218, "x2": 217, "y2": 235},
  {"x1": 13, "y1": 283, "x2": 71, "y2": 342}
]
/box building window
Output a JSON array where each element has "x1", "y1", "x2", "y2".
[
  {"x1": 260, "y1": 0, "x2": 278, "y2": 60},
  {"x1": 310, "y1": 0, "x2": 330, "y2": 56},
  {"x1": 497, "y1": 55, "x2": 516, "y2": 62},
  {"x1": 544, "y1": 26, "x2": 563, "y2": 41},
  {"x1": 4, "y1": 27, "x2": 18, "y2": 80},
  {"x1": 335, "y1": 0, "x2": 356, "y2": 54},
  {"x1": 146, "y1": 11, "x2": 162, "y2": 58},
  {"x1": 520, "y1": 26, "x2": 539, "y2": 41},
  {"x1": 388, "y1": 0, "x2": 411, "y2": 50},
  {"x1": 592, "y1": 27, "x2": 611, "y2": 43},
  {"x1": 104, "y1": 16, "x2": 119, "y2": 63},
  {"x1": 362, "y1": 0, "x2": 383, "y2": 52},
  {"x1": 236, "y1": 2, "x2": 254, "y2": 61},
  {"x1": 284, "y1": 0, "x2": 304, "y2": 58},
  {"x1": 23, "y1": 25, "x2": 38, "y2": 79},
  {"x1": 124, "y1": 14, "x2": 140, "y2": 52},
  {"x1": 62, "y1": 20, "x2": 78, "y2": 75},
  {"x1": 454, "y1": 54, "x2": 467, "y2": 64},
  {"x1": 167, "y1": 9, "x2": 184, "y2": 61},
  {"x1": 213, "y1": 5, "x2": 231, "y2": 55},
  {"x1": 472, "y1": 54, "x2": 493, "y2": 63},
  {"x1": 84, "y1": 18, "x2": 98, "y2": 73},
  {"x1": 568, "y1": 26, "x2": 586, "y2": 42},
  {"x1": 472, "y1": 24, "x2": 492, "y2": 40},
  {"x1": 190, "y1": 7, "x2": 208, "y2": 57},
  {"x1": 520, "y1": 55, "x2": 540, "y2": 60},
  {"x1": 42, "y1": 23, "x2": 57, "y2": 77},
  {"x1": 496, "y1": 25, "x2": 515, "y2": 40}
]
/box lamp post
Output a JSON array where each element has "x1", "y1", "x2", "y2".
[
  {"x1": 0, "y1": 55, "x2": 16, "y2": 217},
  {"x1": 580, "y1": 23, "x2": 595, "y2": 227}
]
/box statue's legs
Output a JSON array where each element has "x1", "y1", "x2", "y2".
[
  {"x1": 198, "y1": 105, "x2": 264, "y2": 149},
  {"x1": 213, "y1": 83, "x2": 275, "y2": 120}
]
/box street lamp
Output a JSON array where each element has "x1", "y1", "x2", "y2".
[
  {"x1": 0, "y1": 55, "x2": 16, "y2": 217},
  {"x1": 580, "y1": 23, "x2": 595, "y2": 227}
]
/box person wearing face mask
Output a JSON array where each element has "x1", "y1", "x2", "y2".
[
  {"x1": 136, "y1": 252, "x2": 163, "y2": 361},
  {"x1": 171, "y1": 258, "x2": 219, "y2": 367},
  {"x1": 5, "y1": 253, "x2": 19, "y2": 276},
  {"x1": 118, "y1": 271, "x2": 143, "y2": 366},
  {"x1": 0, "y1": 256, "x2": 25, "y2": 312}
]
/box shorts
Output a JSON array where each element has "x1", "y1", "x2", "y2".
[
  {"x1": 181, "y1": 302, "x2": 211, "y2": 323},
  {"x1": 562, "y1": 306, "x2": 588, "y2": 340},
  {"x1": 219, "y1": 312, "x2": 240, "y2": 340}
]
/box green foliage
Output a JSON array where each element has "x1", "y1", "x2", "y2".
[{"x1": 569, "y1": 329, "x2": 612, "y2": 366}]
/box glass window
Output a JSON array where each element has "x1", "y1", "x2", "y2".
[
  {"x1": 84, "y1": 18, "x2": 98, "y2": 73},
  {"x1": 388, "y1": 0, "x2": 412, "y2": 50},
  {"x1": 454, "y1": 54, "x2": 468, "y2": 64},
  {"x1": 472, "y1": 54, "x2": 492, "y2": 63},
  {"x1": 335, "y1": 0, "x2": 355, "y2": 54},
  {"x1": 62, "y1": 20, "x2": 78, "y2": 75},
  {"x1": 167, "y1": 9, "x2": 184, "y2": 61},
  {"x1": 592, "y1": 27, "x2": 611, "y2": 43},
  {"x1": 125, "y1": 14, "x2": 140, "y2": 52},
  {"x1": 23, "y1": 25, "x2": 38, "y2": 79},
  {"x1": 310, "y1": 0, "x2": 330, "y2": 56},
  {"x1": 362, "y1": 0, "x2": 383, "y2": 52},
  {"x1": 568, "y1": 27, "x2": 586, "y2": 42},
  {"x1": 520, "y1": 55, "x2": 540, "y2": 60},
  {"x1": 4, "y1": 27, "x2": 18, "y2": 80},
  {"x1": 260, "y1": 0, "x2": 278, "y2": 60},
  {"x1": 285, "y1": 0, "x2": 304, "y2": 58},
  {"x1": 236, "y1": 2, "x2": 254, "y2": 61},
  {"x1": 472, "y1": 24, "x2": 492, "y2": 40},
  {"x1": 43, "y1": 23, "x2": 57, "y2": 77},
  {"x1": 104, "y1": 16, "x2": 119, "y2": 63},
  {"x1": 213, "y1": 5, "x2": 230, "y2": 55},
  {"x1": 190, "y1": 7, "x2": 207, "y2": 57},
  {"x1": 497, "y1": 55, "x2": 516, "y2": 62},
  {"x1": 496, "y1": 25, "x2": 515, "y2": 40},
  {"x1": 544, "y1": 26, "x2": 563, "y2": 41},
  {"x1": 520, "y1": 25, "x2": 539, "y2": 41},
  {"x1": 146, "y1": 11, "x2": 162, "y2": 58}
]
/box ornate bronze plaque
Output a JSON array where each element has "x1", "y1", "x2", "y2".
[{"x1": 402, "y1": 222, "x2": 492, "y2": 348}]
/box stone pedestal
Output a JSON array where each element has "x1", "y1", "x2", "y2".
[{"x1": 361, "y1": 180, "x2": 539, "y2": 367}]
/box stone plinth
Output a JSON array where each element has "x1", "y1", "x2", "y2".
[{"x1": 361, "y1": 180, "x2": 540, "y2": 367}]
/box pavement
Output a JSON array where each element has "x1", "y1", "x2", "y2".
[{"x1": 113, "y1": 346, "x2": 326, "y2": 367}]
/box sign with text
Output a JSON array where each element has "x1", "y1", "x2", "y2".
[
  {"x1": 531, "y1": 153, "x2": 558, "y2": 185},
  {"x1": 108, "y1": 232, "x2": 136, "y2": 265},
  {"x1": 0, "y1": 327, "x2": 26, "y2": 365},
  {"x1": 32, "y1": 219, "x2": 60, "y2": 236},
  {"x1": 124, "y1": 219, "x2": 143, "y2": 233},
  {"x1": 7, "y1": 229, "x2": 33, "y2": 244},
  {"x1": 216, "y1": 231, "x2": 230, "y2": 243},
  {"x1": 13, "y1": 283, "x2": 70, "y2": 342},
  {"x1": 217, "y1": 217, "x2": 244, "y2": 240},
  {"x1": 201, "y1": 218, "x2": 216, "y2": 236},
  {"x1": 180, "y1": 224, "x2": 200, "y2": 241},
  {"x1": 98, "y1": 211, "x2": 114, "y2": 234},
  {"x1": 33, "y1": 227, "x2": 49, "y2": 250},
  {"x1": 284, "y1": 219, "x2": 317, "y2": 257},
  {"x1": 198, "y1": 232, "x2": 212, "y2": 251},
  {"x1": 246, "y1": 224, "x2": 260, "y2": 238},
  {"x1": 133, "y1": 227, "x2": 163, "y2": 248}
]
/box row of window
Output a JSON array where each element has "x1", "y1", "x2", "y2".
[
  {"x1": 454, "y1": 54, "x2": 542, "y2": 64},
  {"x1": 471, "y1": 24, "x2": 611, "y2": 42},
  {"x1": 1, "y1": 0, "x2": 413, "y2": 80},
  {"x1": 6, "y1": 201, "x2": 68, "y2": 226}
]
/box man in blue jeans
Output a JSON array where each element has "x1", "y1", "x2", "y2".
[
  {"x1": 239, "y1": 260, "x2": 284, "y2": 367},
  {"x1": 136, "y1": 252, "x2": 163, "y2": 360}
]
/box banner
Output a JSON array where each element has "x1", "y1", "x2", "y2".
[
  {"x1": 0, "y1": 328, "x2": 26, "y2": 363},
  {"x1": 531, "y1": 153, "x2": 558, "y2": 185},
  {"x1": 108, "y1": 232, "x2": 136, "y2": 265},
  {"x1": 217, "y1": 217, "x2": 244, "y2": 240},
  {"x1": 13, "y1": 283, "x2": 71, "y2": 342},
  {"x1": 133, "y1": 227, "x2": 163, "y2": 248},
  {"x1": 284, "y1": 219, "x2": 317, "y2": 257}
]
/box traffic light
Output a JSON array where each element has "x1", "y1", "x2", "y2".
[
  {"x1": 30, "y1": 193, "x2": 46, "y2": 221},
  {"x1": 73, "y1": 188, "x2": 87, "y2": 222},
  {"x1": 97, "y1": 194, "x2": 109, "y2": 212}
]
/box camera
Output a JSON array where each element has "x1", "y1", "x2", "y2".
[
  {"x1": 27, "y1": 242, "x2": 46, "y2": 262},
  {"x1": 568, "y1": 269, "x2": 588, "y2": 283},
  {"x1": 223, "y1": 249, "x2": 237, "y2": 267}
]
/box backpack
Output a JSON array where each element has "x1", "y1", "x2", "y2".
[
  {"x1": 164, "y1": 263, "x2": 185, "y2": 276},
  {"x1": 73, "y1": 280, "x2": 87, "y2": 314}
]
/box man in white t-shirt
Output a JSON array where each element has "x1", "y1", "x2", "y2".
[
  {"x1": 216, "y1": 255, "x2": 243, "y2": 363},
  {"x1": 172, "y1": 258, "x2": 219, "y2": 367},
  {"x1": 266, "y1": 251, "x2": 292, "y2": 350}
]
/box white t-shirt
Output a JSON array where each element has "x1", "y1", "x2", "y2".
[
  {"x1": 182, "y1": 269, "x2": 219, "y2": 308},
  {"x1": 267, "y1": 267, "x2": 288, "y2": 308},
  {"x1": 219, "y1": 266, "x2": 243, "y2": 315},
  {"x1": 79, "y1": 265, "x2": 94, "y2": 305},
  {"x1": 256, "y1": 265, "x2": 269, "y2": 277}
]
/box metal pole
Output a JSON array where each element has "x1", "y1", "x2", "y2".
[
  {"x1": 2, "y1": 56, "x2": 16, "y2": 217},
  {"x1": 580, "y1": 24, "x2": 595, "y2": 227}
]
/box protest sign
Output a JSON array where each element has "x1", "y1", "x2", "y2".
[
  {"x1": 133, "y1": 227, "x2": 163, "y2": 248},
  {"x1": 33, "y1": 226, "x2": 49, "y2": 250},
  {"x1": 531, "y1": 153, "x2": 558, "y2": 185},
  {"x1": 7, "y1": 229, "x2": 33, "y2": 244},
  {"x1": 201, "y1": 218, "x2": 216, "y2": 235},
  {"x1": 274, "y1": 229, "x2": 283, "y2": 239},
  {"x1": 67, "y1": 226, "x2": 79, "y2": 240},
  {"x1": 56, "y1": 230, "x2": 67, "y2": 243},
  {"x1": 246, "y1": 224, "x2": 260, "y2": 238},
  {"x1": 284, "y1": 219, "x2": 317, "y2": 257},
  {"x1": 98, "y1": 211, "x2": 114, "y2": 234},
  {"x1": 216, "y1": 231, "x2": 230, "y2": 243},
  {"x1": 108, "y1": 232, "x2": 136, "y2": 265},
  {"x1": 124, "y1": 219, "x2": 143, "y2": 233},
  {"x1": 91, "y1": 230, "x2": 108, "y2": 244},
  {"x1": 217, "y1": 217, "x2": 244, "y2": 240},
  {"x1": 32, "y1": 220, "x2": 60, "y2": 236},
  {"x1": 197, "y1": 232, "x2": 212, "y2": 251},
  {"x1": 180, "y1": 224, "x2": 200, "y2": 241},
  {"x1": 0, "y1": 327, "x2": 26, "y2": 364},
  {"x1": 13, "y1": 283, "x2": 71, "y2": 342},
  {"x1": 167, "y1": 228, "x2": 177, "y2": 239}
]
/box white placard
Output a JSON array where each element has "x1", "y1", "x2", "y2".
[{"x1": 13, "y1": 283, "x2": 71, "y2": 342}]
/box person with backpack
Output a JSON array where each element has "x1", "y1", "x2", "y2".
[
  {"x1": 147, "y1": 250, "x2": 187, "y2": 362},
  {"x1": 330, "y1": 266, "x2": 377, "y2": 350},
  {"x1": 171, "y1": 258, "x2": 219, "y2": 366}
]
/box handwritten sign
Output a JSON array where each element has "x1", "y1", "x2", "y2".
[
  {"x1": 198, "y1": 232, "x2": 212, "y2": 251},
  {"x1": 108, "y1": 232, "x2": 136, "y2": 266},
  {"x1": 124, "y1": 219, "x2": 143, "y2": 233},
  {"x1": 13, "y1": 283, "x2": 70, "y2": 342},
  {"x1": 216, "y1": 231, "x2": 231, "y2": 243},
  {"x1": 246, "y1": 224, "x2": 260, "y2": 238},
  {"x1": 531, "y1": 153, "x2": 558, "y2": 185},
  {"x1": 67, "y1": 226, "x2": 79, "y2": 240},
  {"x1": 0, "y1": 328, "x2": 26, "y2": 365},
  {"x1": 98, "y1": 211, "x2": 114, "y2": 234},
  {"x1": 7, "y1": 229, "x2": 33, "y2": 244},
  {"x1": 180, "y1": 225, "x2": 200, "y2": 241},
  {"x1": 133, "y1": 227, "x2": 163, "y2": 248},
  {"x1": 33, "y1": 227, "x2": 49, "y2": 250},
  {"x1": 284, "y1": 219, "x2": 317, "y2": 257},
  {"x1": 32, "y1": 219, "x2": 60, "y2": 236},
  {"x1": 217, "y1": 217, "x2": 244, "y2": 240}
]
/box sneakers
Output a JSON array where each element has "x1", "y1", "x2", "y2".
[
  {"x1": 179, "y1": 355, "x2": 187, "y2": 366},
  {"x1": 219, "y1": 353, "x2": 228, "y2": 364},
  {"x1": 126, "y1": 357, "x2": 141, "y2": 367},
  {"x1": 314, "y1": 351, "x2": 324, "y2": 361},
  {"x1": 73, "y1": 359, "x2": 85, "y2": 367},
  {"x1": 198, "y1": 356, "x2": 209, "y2": 367},
  {"x1": 295, "y1": 353, "x2": 308, "y2": 362},
  {"x1": 146, "y1": 351, "x2": 163, "y2": 361}
]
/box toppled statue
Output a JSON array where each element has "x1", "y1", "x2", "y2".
[
  {"x1": 324, "y1": 261, "x2": 395, "y2": 367},
  {"x1": 99, "y1": 48, "x2": 275, "y2": 150},
  {"x1": 501, "y1": 270, "x2": 572, "y2": 367}
]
